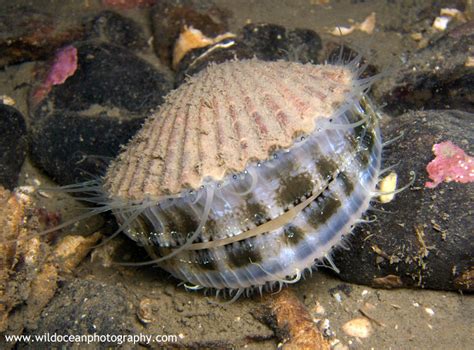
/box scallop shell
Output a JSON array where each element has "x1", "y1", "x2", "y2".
[
  {"x1": 103, "y1": 59, "x2": 382, "y2": 293},
  {"x1": 105, "y1": 59, "x2": 355, "y2": 199}
]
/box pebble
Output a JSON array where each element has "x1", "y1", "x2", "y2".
[
  {"x1": 333, "y1": 110, "x2": 473, "y2": 291},
  {"x1": 0, "y1": 104, "x2": 27, "y2": 190},
  {"x1": 19, "y1": 279, "x2": 137, "y2": 347},
  {"x1": 0, "y1": 5, "x2": 84, "y2": 68},
  {"x1": 86, "y1": 10, "x2": 148, "y2": 50},
  {"x1": 29, "y1": 41, "x2": 172, "y2": 185},
  {"x1": 376, "y1": 20, "x2": 474, "y2": 114},
  {"x1": 241, "y1": 23, "x2": 322, "y2": 63}
]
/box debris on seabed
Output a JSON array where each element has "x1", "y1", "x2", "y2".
[
  {"x1": 432, "y1": 8, "x2": 467, "y2": 31},
  {"x1": 424, "y1": 307, "x2": 435, "y2": 316},
  {"x1": 262, "y1": 289, "x2": 330, "y2": 350},
  {"x1": 137, "y1": 298, "x2": 155, "y2": 324},
  {"x1": 342, "y1": 317, "x2": 373, "y2": 338},
  {"x1": 378, "y1": 172, "x2": 398, "y2": 203},
  {"x1": 312, "y1": 301, "x2": 326, "y2": 315},
  {"x1": 0, "y1": 95, "x2": 15, "y2": 106},
  {"x1": 172, "y1": 26, "x2": 235, "y2": 68},
  {"x1": 328, "y1": 12, "x2": 376, "y2": 36},
  {"x1": 372, "y1": 275, "x2": 403, "y2": 289}
]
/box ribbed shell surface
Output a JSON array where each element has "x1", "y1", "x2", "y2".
[{"x1": 104, "y1": 59, "x2": 355, "y2": 199}]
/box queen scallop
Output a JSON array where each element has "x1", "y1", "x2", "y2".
[{"x1": 99, "y1": 58, "x2": 382, "y2": 297}]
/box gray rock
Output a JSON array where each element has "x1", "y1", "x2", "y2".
[
  {"x1": 0, "y1": 104, "x2": 27, "y2": 190},
  {"x1": 0, "y1": 5, "x2": 84, "y2": 68},
  {"x1": 20, "y1": 279, "x2": 137, "y2": 349},
  {"x1": 333, "y1": 110, "x2": 473, "y2": 291},
  {"x1": 29, "y1": 41, "x2": 172, "y2": 185},
  {"x1": 87, "y1": 10, "x2": 148, "y2": 50},
  {"x1": 375, "y1": 21, "x2": 474, "y2": 114}
]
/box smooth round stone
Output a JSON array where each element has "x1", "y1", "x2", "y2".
[
  {"x1": 0, "y1": 104, "x2": 27, "y2": 190},
  {"x1": 333, "y1": 109, "x2": 473, "y2": 292},
  {"x1": 29, "y1": 42, "x2": 173, "y2": 185}
]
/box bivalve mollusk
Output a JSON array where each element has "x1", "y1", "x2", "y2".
[{"x1": 82, "y1": 58, "x2": 383, "y2": 298}]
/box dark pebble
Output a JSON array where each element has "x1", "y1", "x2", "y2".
[
  {"x1": 86, "y1": 10, "x2": 148, "y2": 50},
  {"x1": 375, "y1": 20, "x2": 474, "y2": 114},
  {"x1": 29, "y1": 41, "x2": 172, "y2": 185},
  {"x1": 241, "y1": 23, "x2": 322, "y2": 63},
  {"x1": 19, "y1": 279, "x2": 137, "y2": 349},
  {"x1": 0, "y1": 6, "x2": 84, "y2": 68},
  {"x1": 333, "y1": 110, "x2": 473, "y2": 292},
  {"x1": 0, "y1": 104, "x2": 27, "y2": 190},
  {"x1": 151, "y1": 0, "x2": 230, "y2": 68}
]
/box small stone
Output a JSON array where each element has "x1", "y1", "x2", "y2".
[
  {"x1": 376, "y1": 20, "x2": 474, "y2": 114},
  {"x1": 86, "y1": 10, "x2": 148, "y2": 50},
  {"x1": 242, "y1": 23, "x2": 322, "y2": 63},
  {"x1": 333, "y1": 110, "x2": 473, "y2": 291},
  {"x1": 372, "y1": 275, "x2": 403, "y2": 289},
  {"x1": 0, "y1": 6, "x2": 84, "y2": 68},
  {"x1": 29, "y1": 41, "x2": 172, "y2": 185},
  {"x1": 0, "y1": 105, "x2": 27, "y2": 190},
  {"x1": 19, "y1": 279, "x2": 137, "y2": 347}
]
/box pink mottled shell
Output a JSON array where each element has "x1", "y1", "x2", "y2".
[{"x1": 105, "y1": 59, "x2": 355, "y2": 199}]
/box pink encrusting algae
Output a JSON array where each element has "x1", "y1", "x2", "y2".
[
  {"x1": 31, "y1": 45, "x2": 78, "y2": 106},
  {"x1": 425, "y1": 141, "x2": 474, "y2": 188}
]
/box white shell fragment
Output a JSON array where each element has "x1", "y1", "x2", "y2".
[
  {"x1": 432, "y1": 16, "x2": 451, "y2": 31},
  {"x1": 378, "y1": 172, "x2": 398, "y2": 203},
  {"x1": 329, "y1": 12, "x2": 376, "y2": 36},
  {"x1": 342, "y1": 317, "x2": 373, "y2": 338}
]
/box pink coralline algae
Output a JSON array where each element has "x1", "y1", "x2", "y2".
[
  {"x1": 31, "y1": 45, "x2": 78, "y2": 106},
  {"x1": 425, "y1": 141, "x2": 474, "y2": 188}
]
